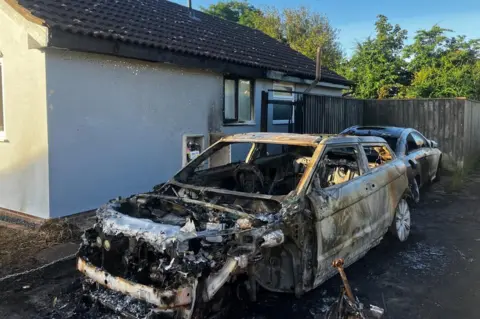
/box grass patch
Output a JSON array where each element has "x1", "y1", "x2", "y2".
[
  {"x1": 38, "y1": 218, "x2": 81, "y2": 244},
  {"x1": 0, "y1": 219, "x2": 81, "y2": 277}
]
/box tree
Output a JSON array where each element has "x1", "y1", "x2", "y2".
[
  {"x1": 339, "y1": 15, "x2": 408, "y2": 99},
  {"x1": 200, "y1": 1, "x2": 261, "y2": 28},
  {"x1": 404, "y1": 26, "x2": 480, "y2": 99},
  {"x1": 249, "y1": 7, "x2": 283, "y2": 42},
  {"x1": 201, "y1": 2, "x2": 343, "y2": 70},
  {"x1": 282, "y1": 7, "x2": 343, "y2": 68}
]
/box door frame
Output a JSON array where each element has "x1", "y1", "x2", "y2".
[{"x1": 305, "y1": 143, "x2": 375, "y2": 286}]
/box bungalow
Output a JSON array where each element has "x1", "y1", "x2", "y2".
[{"x1": 0, "y1": 0, "x2": 351, "y2": 219}]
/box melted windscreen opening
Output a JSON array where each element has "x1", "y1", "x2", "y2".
[
  {"x1": 363, "y1": 144, "x2": 394, "y2": 169},
  {"x1": 175, "y1": 142, "x2": 316, "y2": 195}
]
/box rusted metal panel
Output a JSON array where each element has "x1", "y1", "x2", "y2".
[
  {"x1": 307, "y1": 147, "x2": 408, "y2": 288},
  {"x1": 77, "y1": 257, "x2": 193, "y2": 309},
  {"x1": 221, "y1": 132, "x2": 320, "y2": 146},
  {"x1": 77, "y1": 132, "x2": 412, "y2": 318}
]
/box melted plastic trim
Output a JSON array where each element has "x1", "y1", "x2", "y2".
[{"x1": 77, "y1": 258, "x2": 193, "y2": 309}]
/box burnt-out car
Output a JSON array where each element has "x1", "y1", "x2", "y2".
[
  {"x1": 77, "y1": 133, "x2": 411, "y2": 318},
  {"x1": 340, "y1": 126, "x2": 442, "y2": 203}
]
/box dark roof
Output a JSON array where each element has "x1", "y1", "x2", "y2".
[
  {"x1": 14, "y1": 0, "x2": 350, "y2": 85},
  {"x1": 340, "y1": 126, "x2": 407, "y2": 138}
]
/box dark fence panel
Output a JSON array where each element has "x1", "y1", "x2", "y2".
[
  {"x1": 297, "y1": 95, "x2": 364, "y2": 134},
  {"x1": 462, "y1": 100, "x2": 480, "y2": 166},
  {"x1": 292, "y1": 93, "x2": 480, "y2": 169},
  {"x1": 364, "y1": 99, "x2": 470, "y2": 168}
]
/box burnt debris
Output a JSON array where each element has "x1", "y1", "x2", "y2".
[
  {"x1": 78, "y1": 187, "x2": 287, "y2": 317},
  {"x1": 77, "y1": 134, "x2": 410, "y2": 318}
]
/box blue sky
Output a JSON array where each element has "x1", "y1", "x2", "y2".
[{"x1": 173, "y1": 0, "x2": 480, "y2": 56}]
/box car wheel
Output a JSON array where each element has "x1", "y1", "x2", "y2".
[
  {"x1": 390, "y1": 199, "x2": 411, "y2": 242},
  {"x1": 433, "y1": 158, "x2": 442, "y2": 182},
  {"x1": 409, "y1": 178, "x2": 420, "y2": 204}
]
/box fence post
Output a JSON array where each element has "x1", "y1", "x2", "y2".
[
  {"x1": 294, "y1": 95, "x2": 304, "y2": 134},
  {"x1": 261, "y1": 91, "x2": 268, "y2": 132}
]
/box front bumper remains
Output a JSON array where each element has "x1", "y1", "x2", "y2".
[{"x1": 77, "y1": 257, "x2": 193, "y2": 309}]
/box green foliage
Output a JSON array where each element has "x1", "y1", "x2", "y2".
[
  {"x1": 340, "y1": 18, "x2": 480, "y2": 100},
  {"x1": 200, "y1": 1, "x2": 260, "y2": 27},
  {"x1": 248, "y1": 7, "x2": 283, "y2": 41},
  {"x1": 404, "y1": 26, "x2": 480, "y2": 99},
  {"x1": 339, "y1": 15, "x2": 408, "y2": 99},
  {"x1": 282, "y1": 7, "x2": 343, "y2": 68},
  {"x1": 202, "y1": 2, "x2": 480, "y2": 99},
  {"x1": 200, "y1": 2, "x2": 343, "y2": 69}
]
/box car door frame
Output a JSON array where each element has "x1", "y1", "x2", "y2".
[
  {"x1": 358, "y1": 142, "x2": 405, "y2": 232},
  {"x1": 305, "y1": 142, "x2": 384, "y2": 287},
  {"x1": 401, "y1": 131, "x2": 429, "y2": 187},
  {"x1": 411, "y1": 131, "x2": 440, "y2": 180}
]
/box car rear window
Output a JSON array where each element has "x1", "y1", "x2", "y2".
[{"x1": 382, "y1": 137, "x2": 398, "y2": 152}]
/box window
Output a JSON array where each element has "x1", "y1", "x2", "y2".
[
  {"x1": 382, "y1": 137, "x2": 398, "y2": 153},
  {"x1": 272, "y1": 82, "x2": 295, "y2": 124},
  {"x1": 406, "y1": 132, "x2": 428, "y2": 153},
  {"x1": 412, "y1": 132, "x2": 428, "y2": 148},
  {"x1": 272, "y1": 82, "x2": 294, "y2": 99},
  {"x1": 406, "y1": 134, "x2": 418, "y2": 153},
  {"x1": 176, "y1": 141, "x2": 314, "y2": 196},
  {"x1": 363, "y1": 145, "x2": 394, "y2": 169},
  {"x1": 0, "y1": 58, "x2": 4, "y2": 138},
  {"x1": 313, "y1": 146, "x2": 362, "y2": 188},
  {"x1": 223, "y1": 78, "x2": 254, "y2": 124}
]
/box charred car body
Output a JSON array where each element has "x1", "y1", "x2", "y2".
[
  {"x1": 77, "y1": 133, "x2": 412, "y2": 318},
  {"x1": 340, "y1": 126, "x2": 442, "y2": 203}
]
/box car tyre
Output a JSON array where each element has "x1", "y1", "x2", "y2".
[
  {"x1": 433, "y1": 159, "x2": 442, "y2": 183},
  {"x1": 390, "y1": 199, "x2": 411, "y2": 242},
  {"x1": 409, "y1": 178, "x2": 420, "y2": 204}
]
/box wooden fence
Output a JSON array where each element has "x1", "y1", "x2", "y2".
[
  {"x1": 296, "y1": 95, "x2": 364, "y2": 134},
  {"x1": 295, "y1": 95, "x2": 480, "y2": 168}
]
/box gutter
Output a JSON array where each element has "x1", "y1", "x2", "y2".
[
  {"x1": 6, "y1": 1, "x2": 351, "y2": 86},
  {"x1": 304, "y1": 47, "x2": 323, "y2": 94}
]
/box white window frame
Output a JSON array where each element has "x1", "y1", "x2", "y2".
[
  {"x1": 272, "y1": 82, "x2": 294, "y2": 100},
  {"x1": 0, "y1": 57, "x2": 5, "y2": 141},
  {"x1": 223, "y1": 77, "x2": 255, "y2": 125},
  {"x1": 272, "y1": 82, "x2": 295, "y2": 125}
]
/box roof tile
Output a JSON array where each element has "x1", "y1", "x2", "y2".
[{"x1": 16, "y1": 0, "x2": 349, "y2": 84}]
